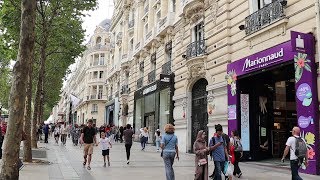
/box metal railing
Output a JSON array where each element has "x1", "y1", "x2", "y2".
[
  {"x1": 159, "y1": 16, "x2": 167, "y2": 27},
  {"x1": 137, "y1": 77, "x2": 143, "y2": 89},
  {"x1": 146, "y1": 31, "x2": 152, "y2": 39},
  {"x1": 135, "y1": 42, "x2": 141, "y2": 50},
  {"x1": 162, "y1": 61, "x2": 172, "y2": 74},
  {"x1": 245, "y1": 1, "x2": 285, "y2": 35},
  {"x1": 186, "y1": 40, "x2": 206, "y2": 59},
  {"x1": 121, "y1": 84, "x2": 130, "y2": 94},
  {"x1": 115, "y1": 91, "x2": 119, "y2": 98},
  {"x1": 90, "y1": 95, "x2": 96, "y2": 99},
  {"x1": 148, "y1": 70, "x2": 156, "y2": 84},
  {"x1": 128, "y1": 20, "x2": 134, "y2": 28},
  {"x1": 108, "y1": 95, "x2": 113, "y2": 101},
  {"x1": 144, "y1": 5, "x2": 149, "y2": 14}
]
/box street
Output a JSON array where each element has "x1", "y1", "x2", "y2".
[{"x1": 15, "y1": 137, "x2": 319, "y2": 180}]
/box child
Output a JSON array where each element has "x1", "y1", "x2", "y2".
[{"x1": 98, "y1": 132, "x2": 112, "y2": 167}]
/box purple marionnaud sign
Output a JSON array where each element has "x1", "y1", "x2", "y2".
[{"x1": 227, "y1": 41, "x2": 295, "y2": 77}]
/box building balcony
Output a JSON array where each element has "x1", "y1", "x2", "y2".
[
  {"x1": 144, "y1": 30, "x2": 154, "y2": 47},
  {"x1": 245, "y1": 0, "x2": 286, "y2": 36},
  {"x1": 90, "y1": 95, "x2": 96, "y2": 100},
  {"x1": 148, "y1": 70, "x2": 156, "y2": 84},
  {"x1": 91, "y1": 110, "x2": 98, "y2": 114},
  {"x1": 128, "y1": 20, "x2": 134, "y2": 28},
  {"x1": 162, "y1": 61, "x2": 172, "y2": 75},
  {"x1": 121, "y1": 84, "x2": 130, "y2": 95},
  {"x1": 144, "y1": 5, "x2": 149, "y2": 14},
  {"x1": 89, "y1": 44, "x2": 109, "y2": 52},
  {"x1": 181, "y1": 0, "x2": 204, "y2": 21},
  {"x1": 156, "y1": 13, "x2": 175, "y2": 36},
  {"x1": 134, "y1": 41, "x2": 142, "y2": 56},
  {"x1": 116, "y1": 32, "x2": 123, "y2": 46},
  {"x1": 108, "y1": 95, "x2": 113, "y2": 101},
  {"x1": 185, "y1": 40, "x2": 206, "y2": 59},
  {"x1": 121, "y1": 53, "x2": 131, "y2": 69},
  {"x1": 137, "y1": 77, "x2": 143, "y2": 89}
]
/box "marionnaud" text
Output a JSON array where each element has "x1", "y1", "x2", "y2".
[{"x1": 242, "y1": 48, "x2": 284, "y2": 72}]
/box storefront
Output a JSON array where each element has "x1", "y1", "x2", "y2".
[
  {"x1": 134, "y1": 74, "x2": 174, "y2": 143},
  {"x1": 227, "y1": 31, "x2": 319, "y2": 175},
  {"x1": 105, "y1": 98, "x2": 119, "y2": 126}
]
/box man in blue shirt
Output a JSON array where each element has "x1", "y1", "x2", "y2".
[{"x1": 209, "y1": 124, "x2": 229, "y2": 180}]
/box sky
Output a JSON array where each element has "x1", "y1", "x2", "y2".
[{"x1": 82, "y1": 0, "x2": 114, "y2": 43}]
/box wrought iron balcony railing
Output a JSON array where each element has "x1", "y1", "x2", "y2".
[
  {"x1": 137, "y1": 77, "x2": 143, "y2": 89},
  {"x1": 144, "y1": 5, "x2": 149, "y2": 14},
  {"x1": 186, "y1": 40, "x2": 206, "y2": 59},
  {"x1": 148, "y1": 70, "x2": 156, "y2": 84},
  {"x1": 245, "y1": 0, "x2": 285, "y2": 35},
  {"x1": 162, "y1": 61, "x2": 172, "y2": 75},
  {"x1": 121, "y1": 84, "x2": 130, "y2": 94},
  {"x1": 128, "y1": 20, "x2": 134, "y2": 28},
  {"x1": 90, "y1": 95, "x2": 96, "y2": 99}
]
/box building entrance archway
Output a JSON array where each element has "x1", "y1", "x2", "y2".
[{"x1": 191, "y1": 78, "x2": 208, "y2": 152}]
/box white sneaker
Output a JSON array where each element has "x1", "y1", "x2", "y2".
[{"x1": 127, "y1": 160, "x2": 129, "y2": 165}]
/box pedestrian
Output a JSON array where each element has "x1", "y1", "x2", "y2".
[
  {"x1": 194, "y1": 130, "x2": 209, "y2": 180},
  {"x1": 161, "y1": 124, "x2": 179, "y2": 180},
  {"x1": 54, "y1": 124, "x2": 60, "y2": 144},
  {"x1": 43, "y1": 124, "x2": 49, "y2": 143},
  {"x1": 123, "y1": 124, "x2": 134, "y2": 164},
  {"x1": 281, "y1": 126, "x2": 308, "y2": 180},
  {"x1": 38, "y1": 124, "x2": 43, "y2": 141},
  {"x1": 72, "y1": 124, "x2": 81, "y2": 146},
  {"x1": 155, "y1": 129, "x2": 161, "y2": 152},
  {"x1": 99, "y1": 125, "x2": 105, "y2": 138},
  {"x1": 51, "y1": 124, "x2": 55, "y2": 137},
  {"x1": 119, "y1": 126, "x2": 124, "y2": 143},
  {"x1": 80, "y1": 119, "x2": 97, "y2": 170},
  {"x1": 208, "y1": 124, "x2": 229, "y2": 180},
  {"x1": 230, "y1": 130, "x2": 242, "y2": 178},
  {"x1": 0, "y1": 120, "x2": 7, "y2": 159},
  {"x1": 139, "y1": 127, "x2": 149, "y2": 150},
  {"x1": 98, "y1": 132, "x2": 112, "y2": 167},
  {"x1": 60, "y1": 123, "x2": 68, "y2": 145}
]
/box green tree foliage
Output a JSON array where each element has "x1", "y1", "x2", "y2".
[{"x1": 0, "y1": 0, "x2": 98, "y2": 118}]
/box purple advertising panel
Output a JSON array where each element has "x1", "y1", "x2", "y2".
[{"x1": 227, "y1": 31, "x2": 319, "y2": 175}]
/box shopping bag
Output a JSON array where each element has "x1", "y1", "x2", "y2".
[
  {"x1": 225, "y1": 162, "x2": 234, "y2": 176},
  {"x1": 223, "y1": 161, "x2": 229, "y2": 174}
]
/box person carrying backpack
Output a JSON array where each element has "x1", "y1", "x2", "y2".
[
  {"x1": 230, "y1": 130, "x2": 242, "y2": 178},
  {"x1": 281, "y1": 127, "x2": 308, "y2": 180}
]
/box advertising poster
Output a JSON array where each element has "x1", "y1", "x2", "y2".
[{"x1": 240, "y1": 94, "x2": 250, "y2": 151}]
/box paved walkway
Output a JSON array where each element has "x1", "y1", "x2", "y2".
[{"x1": 17, "y1": 137, "x2": 319, "y2": 180}]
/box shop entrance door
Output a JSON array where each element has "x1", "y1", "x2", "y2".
[
  {"x1": 191, "y1": 78, "x2": 208, "y2": 152},
  {"x1": 238, "y1": 63, "x2": 296, "y2": 160},
  {"x1": 144, "y1": 113, "x2": 155, "y2": 143}
]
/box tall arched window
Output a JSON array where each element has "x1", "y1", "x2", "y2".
[{"x1": 96, "y1": 36, "x2": 102, "y2": 45}]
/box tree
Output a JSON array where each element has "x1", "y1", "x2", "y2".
[{"x1": 0, "y1": 0, "x2": 36, "y2": 178}]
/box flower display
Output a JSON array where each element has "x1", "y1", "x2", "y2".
[
  {"x1": 304, "y1": 132, "x2": 315, "y2": 145},
  {"x1": 307, "y1": 148, "x2": 315, "y2": 160},
  {"x1": 226, "y1": 70, "x2": 237, "y2": 96},
  {"x1": 294, "y1": 53, "x2": 311, "y2": 82}
]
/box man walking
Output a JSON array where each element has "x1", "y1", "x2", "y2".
[
  {"x1": 43, "y1": 124, "x2": 49, "y2": 143},
  {"x1": 80, "y1": 119, "x2": 97, "y2": 170},
  {"x1": 123, "y1": 124, "x2": 134, "y2": 164},
  {"x1": 281, "y1": 126, "x2": 308, "y2": 180},
  {"x1": 209, "y1": 124, "x2": 229, "y2": 180}
]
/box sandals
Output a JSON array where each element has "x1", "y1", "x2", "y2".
[
  {"x1": 83, "y1": 162, "x2": 86, "y2": 166},
  {"x1": 87, "y1": 166, "x2": 91, "y2": 170}
]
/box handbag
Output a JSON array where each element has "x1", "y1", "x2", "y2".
[
  {"x1": 161, "y1": 135, "x2": 174, "y2": 157},
  {"x1": 198, "y1": 158, "x2": 207, "y2": 166}
]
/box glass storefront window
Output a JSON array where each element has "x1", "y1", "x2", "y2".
[{"x1": 159, "y1": 89, "x2": 170, "y2": 131}]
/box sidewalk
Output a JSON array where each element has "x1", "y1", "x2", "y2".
[{"x1": 15, "y1": 137, "x2": 320, "y2": 180}]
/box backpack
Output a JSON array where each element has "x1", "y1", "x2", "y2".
[
  {"x1": 294, "y1": 137, "x2": 307, "y2": 159},
  {"x1": 234, "y1": 138, "x2": 243, "y2": 152}
]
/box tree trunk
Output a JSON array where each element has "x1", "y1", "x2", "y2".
[
  {"x1": 0, "y1": 0, "x2": 36, "y2": 179},
  {"x1": 31, "y1": 78, "x2": 40, "y2": 148},
  {"x1": 23, "y1": 57, "x2": 33, "y2": 162}
]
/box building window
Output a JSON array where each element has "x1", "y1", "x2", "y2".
[
  {"x1": 250, "y1": 0, "x2": 277, "y2": 13},
  {"x1": 193, "y1": 22, "x2": 204, "y2": 42},
  {"x1": 94, "y1": 54, "x2": 99, "y2": 66},
  {"x1": 144, "y1": 24, "x2": 148, "y2": 36},
  {"x1": 96, "y1": 36, "x2": 102, "y2": 45},
  {"x1": 92, "y1": 104, "x2": 98, "y2": 113},
  {"x1": 100, "y1": 54, "x2": 105, "y2": 65},
  {"x1": 98, "y1": 86, "x2": 103, "y2": 99},
  {"x1": 130, "y1": 39, "x2": 134, "y2": 51},
  {"x1": 93, "y1": 71, "x2": 98, "y2": 79},
  {"x1": 172, "y1": 0, "x2": 176, "y2": 12},
  {"x1": 99, "y1": 71, "x2": 104, "y2": 79}
]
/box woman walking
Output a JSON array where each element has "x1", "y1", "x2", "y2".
[
  {"x1": 139, "y1": 127, "x2": 149, "y2": 150},
  {"x1": 194, "y1": 130, "x2": 209, "y2": 180},
  {"x1": 155, "y1": 129, "x2": 161, "y2": 152},
  {"x1": 230, "y1": 130, "x2": 243, "y2": 178},
  {"x1": 161, "y1": 124, "x2": 179, "y2": 180}
]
